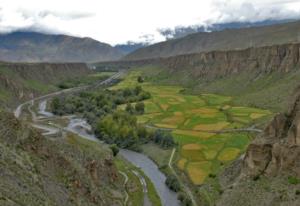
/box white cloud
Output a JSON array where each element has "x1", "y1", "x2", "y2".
[{"x1": 0, "y1": 0, "x2": 299, "y2": 45}]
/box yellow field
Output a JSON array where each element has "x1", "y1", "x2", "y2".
[
  {"x1": 218, "y1": 148, "x2": 241, "y2": 162},
  {"x1": 187, "y1": 162, "x2": 211, "y2": 185},
  {"x1": 193, "y1": 122, "x2": 230, "y2": 131},
  {"x1": 182, "y1": 143, "x2": 203, "y2": 150}
]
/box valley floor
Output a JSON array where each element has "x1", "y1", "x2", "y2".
[{"x1": 112, "y1": 68, "x2": 274, "y2": 204}]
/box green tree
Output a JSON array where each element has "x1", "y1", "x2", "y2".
[
  {"x1": 137, "y1": 76, "x2": 144, "y2": 83},
  {"x1": 110, "y1": 144, "x2": 119, "y2": 156},
  {"x1": 51, "y1": 97, "x2": 61, "y2": 115}
]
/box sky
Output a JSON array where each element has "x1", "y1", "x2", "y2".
[{"x1": 0, "y1": 0, "x2": 300, "y2": 45}]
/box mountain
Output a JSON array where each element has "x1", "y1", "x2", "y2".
[
  {"x1": 114, "y1": 42, "x2": 148, "y2": 54},
  {"x1": 124, "y1": 20, "x2": 300, "y2": 60},
  {"x1": 0, "y1": 32, "x2": 124, "y2": 63}
]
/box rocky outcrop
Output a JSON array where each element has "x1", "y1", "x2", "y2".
[
  {"x1": 159, "y1": 43, "x2": 300, "y2": 80},
  {"x1": 243, "y1": 87, "x2": 300, "y2": 177}
]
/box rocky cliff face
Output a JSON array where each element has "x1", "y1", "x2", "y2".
[
  {"x1": 0, "y1": 62, "x2": 91, "y2": 107},
  {"x1": 159, "y1": 43, "x2": 300, "y2": 80},
  {"x1": 243, "y1": 88, "x2": 300, "y2": 177}
]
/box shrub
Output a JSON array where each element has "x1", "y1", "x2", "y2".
[
  {"x1": 208, "y1": 173, "x2": 216, "y2": 178},
  {"x1": 137, "y1": 76, "x2": 144, "y2": 83},
  {"x1": 165, "y1": 174, "x2": 181, "y2": 192},
  {"x1": 177, "y1": 192, "x2": 192, "y2": 206},
  {"x1": 288, "y1": 176, "x2": 300, "y2": 185},
  {"x1": 110, "y1": 144, "x2": 119, "y2": 156},
  {"x1": 135, "y1": 102, "x2": 145, "y2": 114}
]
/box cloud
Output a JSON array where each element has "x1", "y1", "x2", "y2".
[
  {"x1": 0, "y1": 0, "x2": 299, "y2": 45},
  {"x1": 207, "y1": 0, "x2": 300, "y2": 24}
]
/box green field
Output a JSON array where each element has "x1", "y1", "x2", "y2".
[{"x1": 112, "y1": 69, "x2": 272, "y2": 185}]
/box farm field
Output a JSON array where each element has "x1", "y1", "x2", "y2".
[{"x1": 112, "y1": 70, "x2": 272, "y2": 185}]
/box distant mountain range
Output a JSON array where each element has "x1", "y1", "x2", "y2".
[
  {"x1": 0, "y1": 32, "x2": 123, "y2": 63},
  {"x1": 159, "y1": 19, "x2": 296, "y2": 40},
  {"x1": 2, "y1": 19, "x2": 300, "y2": 63},
  {"x1": 124, "y1": 20, "x2": 300, "y2": 60},
  {"x1": 114, "y1": 42, "x2": 148, "y2": 55}
]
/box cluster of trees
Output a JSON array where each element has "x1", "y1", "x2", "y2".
[
  {"x1": 51, "y1": 86, "x2": 151, "y2": 127},
  {"x1": 96, "y1": 110, "x2": 149, "y2": 150},
  {"x1": 165, "y1": 174, "x2": 181, "y2": 192},
  {"x1": 96, "y1": 110, "x2": 176, "y2": 150},
  {"x1": 125, "y1": 102, "x2": 145, "y2": 114},
  {"x1": 153, "y1": 129, "x2": 176, "y2": 148}
]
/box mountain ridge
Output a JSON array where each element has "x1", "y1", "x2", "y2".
[{"x1": 0, "y1": 32, "x2": 124, "y2": 63}]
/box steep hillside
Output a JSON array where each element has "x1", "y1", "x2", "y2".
[
  {"x1": 124, "y1": 20, "x2": 300, "y2": 60},
  {"x1": 0, "y1": 32, "x2": 123, "y2": 62},
  {"x1": 0, "y1": 111, "x2": 124, "y2": 206},
  {"x1": 0, "y1": 62, "x2": 91, "y2": 108},
  {"x1": 215, "y1": 87, "x2": 300, "y2": 206}
]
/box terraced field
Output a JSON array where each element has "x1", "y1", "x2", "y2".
[{"x1": 113, "y1": 70, "x2": 272, "y2": 185}]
